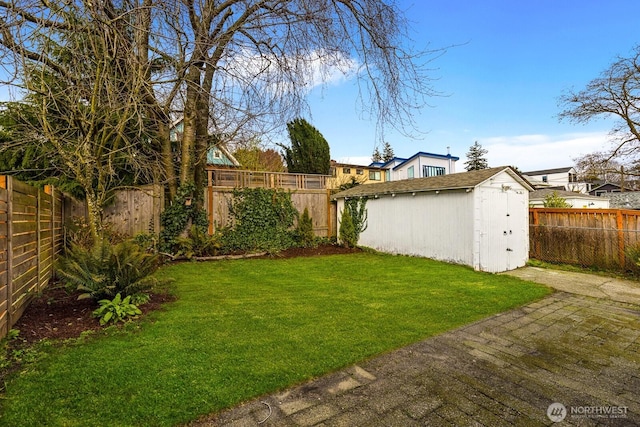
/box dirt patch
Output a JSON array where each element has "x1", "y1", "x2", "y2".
[{"x1": 10, "y1": 286, "x2": 176, "y2": 345}]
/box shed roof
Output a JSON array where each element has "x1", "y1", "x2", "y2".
[{"x1": 332, "y1": 166, "x2": 533, "y2": 199}]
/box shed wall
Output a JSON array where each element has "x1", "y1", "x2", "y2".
[
  {"x1": 350, "y1": 190, "x2": 475, "y2": 266},
  {"x1": 475, "y1": 171, "x2": 530, "y2": 272}
]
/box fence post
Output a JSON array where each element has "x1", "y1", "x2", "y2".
[
  {"x1": 617, "y1": 210, "x2": 625, "y2": 268},
  {"x1": 5, "y1": 176, "x2": 12, "y2": 329}
]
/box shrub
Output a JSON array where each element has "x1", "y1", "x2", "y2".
[
  {"x1": 56, "y1": 239, "x2": 160, "y2": 301},
  {"x1": 543, "y1": 191, "x2": 572, "y2": 208},
  {"x1": 295, "y1": 207, "x2": 317, "y2": 248},
  {"x1": 339, "y1": 197, "x2": 368, "y2": 248},
  {"x1": 159, "y1": 183, "x2": 208, "y2": 254},
  {"x1": 220, "y1": 188, "x2": 297, "y2": 253},
  {"x1": 93, "y1": 293, "x2": 142, "y2": 326},
  {"x1": 339, "y1": 208, "x2": 357, "y2": 248},
  {"x1": 173, "y1": 225, "x2": 221, "y2": 258},
  {"x1": 65, "y1": 216, "x2": 127, "y2": 250}
]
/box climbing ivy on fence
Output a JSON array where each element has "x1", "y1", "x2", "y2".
[
  {"x1": 159, "y1": 183, "x2": 208, "y2": 253},
  {"x1": 221, "y1": 188, "x2": 298, "y2": 253}
]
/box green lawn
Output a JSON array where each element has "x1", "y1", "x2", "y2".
[{"x1": 0, "y1": 253, "x2": 551, "y2": 426}]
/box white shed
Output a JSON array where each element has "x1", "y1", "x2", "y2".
[{"x1": 333, "y1": 166, "x2": 534, "y2": 273}]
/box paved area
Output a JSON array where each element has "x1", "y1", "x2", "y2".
[{"x1": 192, "y1": 268, "x2": 640, "y2": 426}]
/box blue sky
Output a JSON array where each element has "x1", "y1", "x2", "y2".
[{"x1": 305, "y1": 0, "x2": 640, "y2": 172}]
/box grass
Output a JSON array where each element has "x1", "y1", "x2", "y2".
[{"x1": 0, "y1": 253, "x2": 551, "y2": 426}]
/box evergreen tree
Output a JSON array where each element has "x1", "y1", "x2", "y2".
[
  {"x1": 372, "y1": 146, "x2": 382, "y2": 162},
  {"x1": 281, "y1": 118, "x2": 331, "y2": 174},
  {"x1": 464, "y1": 141, "x2": 489, "y2": 171},
  {"x1": 382, "y1": 142, "x2": 395, "y2": 162}
]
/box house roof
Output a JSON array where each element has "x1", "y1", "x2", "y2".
[
  {"x1": 523, "y1": 166, "x2": 574, "y2": 175},
  {"x1": 529, "y1": 189, "x2": 602, "y2": 201},
  {"x1": 391, "y1": 151, "x2": 460, "y2": 170},
  {"x1": 332, "y1": 161, "x2": 384, "y2": 170},
  {"x1": 590, "y1": 182, "x2": 626, "y2": 192},
  {"x1": 332, "y1": 166, "x2": 533, "y2": 199}
]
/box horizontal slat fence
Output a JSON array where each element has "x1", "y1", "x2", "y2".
[
  {"x1": 529, "y1": 208, "x2": 640, "y2": 271},
  {"x1": 0, "y1": 177, "x2": 64, "y2": 337}
]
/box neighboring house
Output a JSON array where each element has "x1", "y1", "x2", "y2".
[
  {"x1": 529, "y1": 189, "x2": 610, "y2": 209},
  {"x1": 169, "y1": 118, "x2": 240, "y2": 168},
  {"x1": 522, "y1": 166, "x2": 590, "y2": 193},
  {"x1": 383, "y1": 151, "x2": 459, "y2": 181},
  {"x1": 328, "y1": 161, "x2": 387, "y2": 189},
  {"x1": 333, "y1": 166, "x2": 533, "y2": 273},
  {"x1": 589, "y1": 183, "x2": 627, "y2": 196}
]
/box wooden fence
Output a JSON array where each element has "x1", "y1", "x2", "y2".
[
  {"x1": 529, "y1": 208, "x2": 640, "y2": 271},
  {"x1": 0, "y1": 176, "x2": 64, "y2": 337},
  {"x1": 66, "y1": 184, "x2": 164, "y2": 236},
  {"x1": 206, "y1": 168, "x2": 334, "y2": 237}
]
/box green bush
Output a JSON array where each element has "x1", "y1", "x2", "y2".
[
  {"x1": 295, "y1": 207, "x2": 317, "y2": 248},
  {"x1": 339, "y1": 197, "x2": 368, "y2": 248},
  {"x1": 339, "y1": 208, "x2": 357, "y2": 248},
  {"x1": 93, "y1": 293, "x2": 142, "y2": 326},
  {"x1": 220, "y1": 188, "x2": 297, "y2": 253},
  {"x1": 159, "y1": 183, "x2": 208, "y2": 254},
  {"x1": 173, "y1": 225, "x2": 221, "y2": 258},
  {"x1": 56, "y1": 239, "x2": 160, "y2": 301}
]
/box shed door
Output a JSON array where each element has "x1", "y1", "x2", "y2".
[{"x1": 482, "y1": 189, "x2": 527, "y2": 272}]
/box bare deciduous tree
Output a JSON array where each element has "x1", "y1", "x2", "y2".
[
  {"x1": 0, "y1": 0, "x2": 442, "y2": 236},
  {"x1": 559, "y1": 45, "x2": 640, "y2": 177}
]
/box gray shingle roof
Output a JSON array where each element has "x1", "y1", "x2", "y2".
[{"x1": 332, "y1": 166, "x2": 531, "y2": 199}]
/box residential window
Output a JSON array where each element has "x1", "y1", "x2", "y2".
[
  {"x1": 422, "y1": 165, "x2": 445, "y2": 177},
  {"x1": 213, "y1": 150, "x2": 222, "y2": 159},
  {"x1": 569, "y1": 173, "x2": 577, "y2": 183},
  {"x1": 342, "y1": 167, "x2": 351, "y2": 174},
  {"x1": 542, "y1": 175, "x2": 548, "y2": 183},
  {"x1": 369, "y1": 171, "x2": 381, "y2": 181},
  {"x1": 385, "y1": 170, "x2": 390, "y2": 181},
  {"x1": 356, "y1": 169, "x2": 364, "y2": 175},
  {"x1": 408, "y1": 166, "x2": 414, "y2": 179}
]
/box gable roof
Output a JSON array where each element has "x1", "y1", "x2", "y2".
[
  {"x1": 332, "y1": 166, "x2": 533, "y2": 199},
  {"x1": 523, "y1": 166, "x2": 574, "y2": 175}
]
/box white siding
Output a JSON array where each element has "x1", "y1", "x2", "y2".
[
  {"x1": 474, "y1": 171, "x2": 529, "y2": 272},
  {"x1": 392, "y1": 156, "x2": 456, "y2": 181},
  {"x1": 351, "y1": 190, "x2": 475, "y2": 266},
  {"x1": 337, "y1": 169, "x2": 530, "y2": 272}
]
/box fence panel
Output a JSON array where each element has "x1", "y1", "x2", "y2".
[
  {"x1": 0, "y1": 184, "x2": 7, "y2": 337},
  {"x1": 102, "y1": 185, "x2": 163, "y2": 236},
  {"x1": 6, "y1": 178, "x2": 39, "y2": 326},
  {"x1": 529, "y1": 208, "x2": 640, "y2": 271},
  {"x1": 206, "y1": 188, "x2": 333, "y2": 237},
  {"x1": 0, "y1": 177, "x2": 67, "y2": 337}
]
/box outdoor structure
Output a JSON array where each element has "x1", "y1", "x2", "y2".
[
  {"x1": 170, "y1": 118, "x2": 240, "y2": 168},
  {"x1": 333, "y1": 166, "x2": 534, "y2": 273},
  {"x1": 328, "y1": 161, "x2": 387, "y2": 189},
  {"x1": 383, "y1": 151, "x2": 459, "y2": 181},
  {"x1": 607, "y1": 192, "x2": 640, "y2": 210},
  {"x1": 529, "y1": 189, "x2": 610, "y2": 209},
  {"x1": 523, "y1": 166, "x2": 590, "y2": 193}
]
